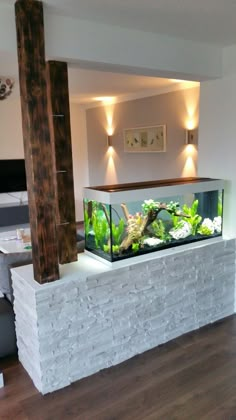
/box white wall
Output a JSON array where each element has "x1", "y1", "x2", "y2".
[
  {"x1": 70, "y1": 103, "x2": 89, "y2": 220},
  {"x1": 198, "y1": 46, "x2": 236, "y2": 238},
  {"x1": 44, "y1": 13, "x2": 222, "y2": 81},
  {"x1": 0, "y1": 4, "x2": 222, "y2": 81}
]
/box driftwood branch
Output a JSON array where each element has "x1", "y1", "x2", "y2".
[
  {"x1": 102, "y1": 204, "x2": 110, "y2": 224},
  {"x1": 120, "y1": 202, "x2": 190, "y2": 251},
  {"x1": 121, "y1": 203, "x2": 130, "y2": 221}
]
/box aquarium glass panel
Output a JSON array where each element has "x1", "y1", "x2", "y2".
[{"x1": 84, "y1": 187, "x2": 223, "y2": 263}]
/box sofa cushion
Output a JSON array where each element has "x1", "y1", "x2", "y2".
[
  {"x1": 0, "y1": 297, "x2": 17, "y2": 358},
  {"x1": 0, "y1": 252, "x2": 32, "y2": 303}
]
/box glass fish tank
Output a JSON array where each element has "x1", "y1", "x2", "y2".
[{"x1": 83, "y1": 177, "x2": 224, "y2": 264}]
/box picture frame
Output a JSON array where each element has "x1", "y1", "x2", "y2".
[{"x1": 124, "y1": 124, "x2": 166, "y2": 153}]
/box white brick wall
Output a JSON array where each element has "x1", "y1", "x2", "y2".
[{"x1": 11, "y1": 239, "x2": 236, "y2": 394}]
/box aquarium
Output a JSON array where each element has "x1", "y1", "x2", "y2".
[{"x1": 83, "y1": 177, "x2": 224, "y2": 264}]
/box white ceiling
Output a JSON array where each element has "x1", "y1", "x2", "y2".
[
  {"x1": 8, "y1": 65, "x2": 197, "y2": 106},
  {"x1": 68, "y1": 68, "x2": 198, "y2": 106},
  {"x1": 4, "y1": 0, "x2": 230, "y2": 104},
  {"x1": 3, "y1": 0, "x2": 236, "y2": 47}
]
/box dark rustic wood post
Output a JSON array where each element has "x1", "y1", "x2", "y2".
[
  {"x1": 15, "y1": 0, "x2": 59, "y2": 282},
  {"x1": 47, "y1": 61, "x2": 78, "y2": 264}
]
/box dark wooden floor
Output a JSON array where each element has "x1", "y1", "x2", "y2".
[{"x1": 1, "y1": 315, "x2": 236, "y2": 419}]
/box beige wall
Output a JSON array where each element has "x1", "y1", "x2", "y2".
[
  {"x1": 86, "y1": 87, "x2": 199, "y2": 186},
  {"x1": 0, "y1": 98, "x2": 24, "y2": 159}
]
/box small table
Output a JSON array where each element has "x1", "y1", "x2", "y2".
[
  {"x1": 0, "y1": 228, "x2": 31, "y2": 254},
  {"x1": 0, "y1": 228, "x2": 32, "y2": 302}
]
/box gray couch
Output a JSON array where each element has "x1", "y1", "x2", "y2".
[
  {"x1": 0, "y1": 217, "x2": 84, "y2": 358},
  {"x1": 0, "y1": 297, "x2": 17, "y2": 357},
  {"x1": 0, "y1": 253, "x2": 32, "y2": 358},
  {"x1": 0, "y1": 252, "x2": 32, "y2": 303}
]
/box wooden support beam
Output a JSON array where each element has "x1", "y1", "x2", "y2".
[
  {"x1": 47, "y1": 61, "x2": 78, "y2": 264},
  {"x1": 15, "y1": 0, "x2": 59, "y2": 283}
]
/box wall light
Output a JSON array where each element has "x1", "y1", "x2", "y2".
[
  {"x1": 185, "y1": 128, "x2": 198, "y2": 145},
  {"x1": 107, "y1": 135, "x2": 112, "y2": 147}
]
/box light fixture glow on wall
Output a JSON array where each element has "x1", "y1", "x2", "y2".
[{"x1": 0, "y1": 77, "x2": 14, "y2": 100}]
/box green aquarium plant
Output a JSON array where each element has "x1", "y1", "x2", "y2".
[
  {"x1": 103, "y1": 244, "x2": 110, "y2": 253},
  {"x1": 142, "y1": 199, "x2": 180, "y2": 215},
  {"x1": 111, "y1": 219, "x2": 125, "y2": 246},
  {"x1": 142, "y1": 199, "x2": 160, "y2": 213},
  {"x1": 181, "y1": 199, "x2": 202, "y2": 235},
  {"x1": 112, "y1": 245, "x2": 120, "y2": 254},
  {"x1": 92, "y1": 211, "x2": 109, "y2": 249},
  {"x1": 103, "y1": 244, "x2": 120, "y2": 254},
  {"x1": 151, "y1": 219, "x2": 166, "y2": 241},
  {"x1": 132, "y1": 242, "x2": 140, "y2": 252},
  {"x1": 166, "y1": 201, "x2": 181, "y2": 213},
  {"x1": 198, "y1": 218, "x2": 214, "y2": 236}
]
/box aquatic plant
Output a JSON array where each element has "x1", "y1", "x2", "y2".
[
  {"x1": 198, "y1": 218, "x2": 214, "y2": 236},
  {"x1": 103, "y1": 244, "x2": 120, "y2": 254},
  {"x1": 169, "y1": 220, "x2": 192, "y2": 240},
  {"x1": 111, "y1": 219, "x2": 125, "y2": 246},
  {"x1": 132, "y1": 242, "x2": 140, "y2": 252},
  {"x1": 92, "y1": 212, "x2": 109, "y2": 249},
  {"x1": 142, "y1": 199, "x2": 160, "y2": 213},
  {"x1": 180, "y1": 199, "x2": 202, "y2": 235},
  {"x1": 142, "y1": 199, "x2": 180, "y2": 215},
  {"x1": 151, "y1": 219, "x2": 166, "y2": 240},
  {"x1": 126, "y1": 213, "x2": 146, "y2": 240},
  {"x1": 112, "y1": 245, "x2": 120, "y2": 253},
  {"x1": 166, "y1": 201, "x2": 181, "y2": 213},
  {"x1": 103, "y1": 244, "x2": 110, "y2": 253}
]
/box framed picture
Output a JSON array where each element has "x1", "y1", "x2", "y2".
[{"x1": 124, "y1": 124, "x2": 166, "y2": 153}]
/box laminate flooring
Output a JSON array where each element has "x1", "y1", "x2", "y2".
[{"x1": 1, "y1": 315, "x2": 236, "y2": 419}]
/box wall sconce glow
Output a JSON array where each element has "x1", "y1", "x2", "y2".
[
  {"x1": 105, "y1": 105, "x2": 115, "y2": 148},
  {"x1": 181, "y1": 144, "x2": 197, "y2": 177},
  {"x1": 182, "y1": 85, "x2": 199, "y2": 133},
  {"x1": 107, "y1": 125, "x2": 114, "y2": 136},
  {"x1": 105, "y1": 147, "x2": 118, "y2": 184},
  {"x1": 185, "y1": 128, "x2": 198, "y2": 145},
  {"x1": 182, "y1": 155, "x2": 197, "y2": 177},
  {"x1": 185, "y1": 119, "x2": 195, "y2": 130},
  {"x1": 94, "y1": 96, "x2": 115, "y2": 105},
  {"x1": 185, "y1": 144, "x2": 195, "y2": 154}
]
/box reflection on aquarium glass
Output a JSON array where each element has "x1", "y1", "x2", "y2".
[{"x1": 83, "y1": 178, "x2": 224, "y2": 263}]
